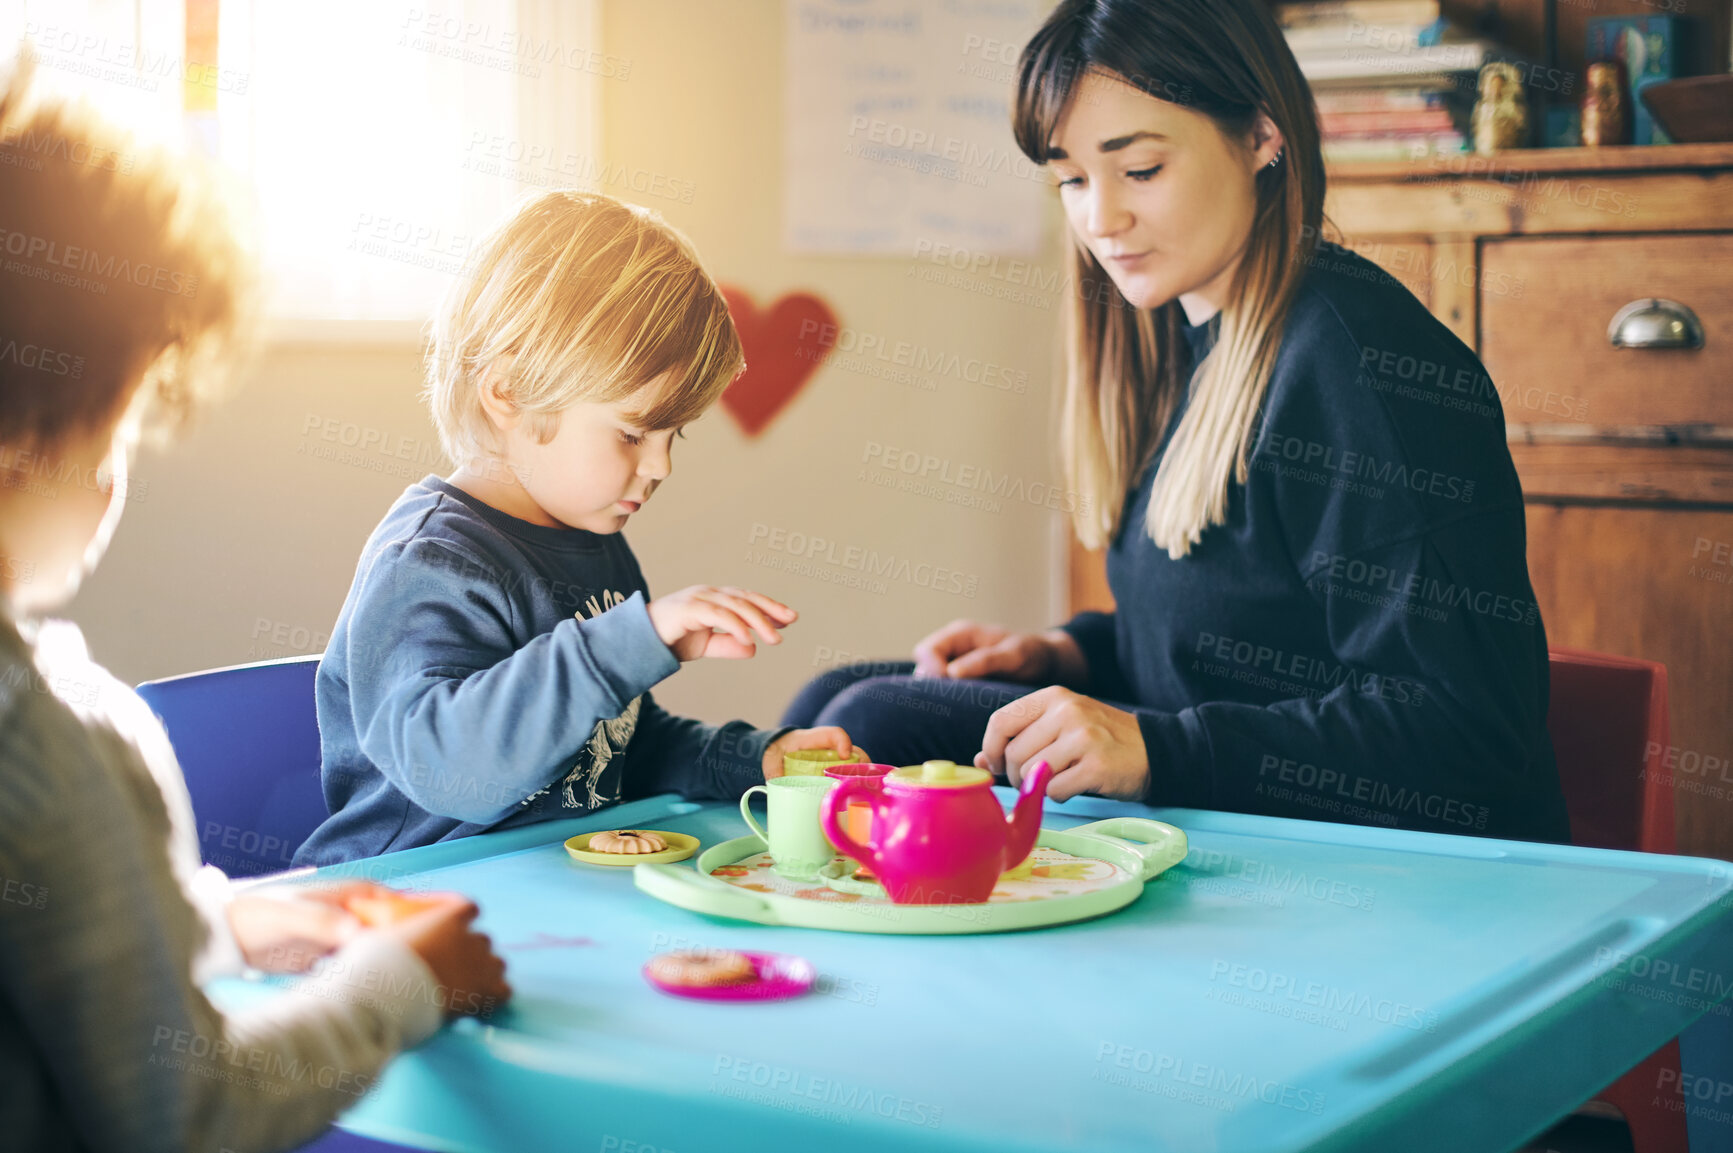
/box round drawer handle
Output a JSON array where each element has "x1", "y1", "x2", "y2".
[{"x1": 1607, "y1": 298, "x2": 1705, "y2": 350}]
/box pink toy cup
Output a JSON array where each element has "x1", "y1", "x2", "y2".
[{"x1": 823, "y1": 763, "x2": 893, "y2": 879}]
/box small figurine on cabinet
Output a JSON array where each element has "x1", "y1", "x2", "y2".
[
  {"x1": 1580, "y1": 59, "x2": 1632, "y2": 147},
  {"x1": 1472, "y1": 62, "x2": 1530, "y2": 154}
]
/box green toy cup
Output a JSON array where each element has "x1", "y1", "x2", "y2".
[{"x1": 740, "y1": 776, "x2": 839, "y2": 880}]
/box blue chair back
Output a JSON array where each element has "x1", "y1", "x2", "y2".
[{"x1": 136, "y1": 656, "x2": 328, "y2": 877}]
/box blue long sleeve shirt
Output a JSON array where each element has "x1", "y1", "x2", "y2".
[
  {"x1": 1062, "y1": 242, "x2": 1571, "y2": 843},
  {"x1": 294, "y1": 477, "x2": 776, "y2": 865}
]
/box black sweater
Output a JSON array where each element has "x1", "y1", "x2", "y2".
[{"x1": 1061, "y1": 242, "x2": 1571, "y2": 843}]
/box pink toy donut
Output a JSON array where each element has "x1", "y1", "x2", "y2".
[{"x1": 645, "y1": 949, "x2": 756, "y2": 988}]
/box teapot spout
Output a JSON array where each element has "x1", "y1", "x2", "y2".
[{"x1": 1004, "y1": 760, "x2": 1053, "y2": 870}]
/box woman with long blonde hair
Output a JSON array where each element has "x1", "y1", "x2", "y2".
[{"x1": 783, "y1": 0, "x2": 1568, "y2": 842}]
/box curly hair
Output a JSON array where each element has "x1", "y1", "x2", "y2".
[{"x1": 0, "y1": 51, "x2": 253, "y2": 452}]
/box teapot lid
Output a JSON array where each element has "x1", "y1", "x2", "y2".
[{"x1": 888, "y1": 759, "x2": 992, "y2": 788}]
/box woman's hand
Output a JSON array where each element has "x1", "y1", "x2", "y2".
[
  {"x1": 974, "y1": 686, "x2": 1150, "y2": 802},
  {"x1": 762, "y1": 726, "x2": 856, "y2": 779},
  {"x1": 912, "y1": 621, "x2": 1088, "y2": 686},
  {"x1": 647, "y1": 585, "x2": 795, "y2": 661}
]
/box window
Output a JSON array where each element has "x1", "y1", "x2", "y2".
[{"x1": 9, "y1": 0, "x2": 600, "y2": 332}]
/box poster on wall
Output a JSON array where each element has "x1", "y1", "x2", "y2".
[{"x1": 784, "y1": 0, "x2": 1047, "y2": 256}]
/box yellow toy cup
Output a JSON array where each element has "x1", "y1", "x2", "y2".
[{"x1": 781, "y1": 747, "x2": 871, "y2": 777}]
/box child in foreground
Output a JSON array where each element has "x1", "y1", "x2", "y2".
[
  {"x1": 0, "y1": 57, "x2": 509, "y2": 1151},
  {"x1": 295, "y1": 190, "x2": 851, "y2": 865}
]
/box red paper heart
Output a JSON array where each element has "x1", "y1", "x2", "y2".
[{"x1": 719, "y1": 287, "x2": 838, "y2": 437}]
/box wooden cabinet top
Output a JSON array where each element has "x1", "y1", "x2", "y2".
[
  {"x1": 1325, "y1": 143, "x2": 1733, "y2": 236},
  {"x1": 1329, "y1": 143, "x2": 1733, "y2": 183}
]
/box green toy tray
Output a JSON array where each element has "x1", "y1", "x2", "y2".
[{"x1": 633, "y1": 817, "x2": 1187, "y2": 934}]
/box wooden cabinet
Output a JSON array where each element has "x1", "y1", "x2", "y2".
[
  {"x1": 1067, "y1": 144, "x2": 1733, "y2": 858},
  {"x1": 1526, "y1": 504, "x2": 1733, "y2": 859}
]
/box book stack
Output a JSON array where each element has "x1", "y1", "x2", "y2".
[{"x1": 1278, "y1": 0, "x2": 1504, "y2": 161}]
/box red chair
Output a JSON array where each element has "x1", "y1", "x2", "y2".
[{"x1": 1548, "y1": 646, "x2": 1686, "y2": 1153}]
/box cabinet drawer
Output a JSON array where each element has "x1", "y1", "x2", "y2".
[
  {"x1": 1480, "y1": 234, "x2": 1733, "y2": 429},
  {"x1": 1510, "y1": 443, "x2": 1733, "y2": 505}
]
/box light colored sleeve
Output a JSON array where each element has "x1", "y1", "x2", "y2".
[
  {"x1": 0, "y1": 623, "x2": 447, "y2": 1153},
  {"x1": 184, "y1": 863, "x2": 247, "y2": 982},
  {"x1": 27, "y1": 618, "x2": 250, "y2": 983}
]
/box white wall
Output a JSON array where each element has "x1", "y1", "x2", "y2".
[
  {"x1": 69, "y1": 0, "x2": 1072, "y2": 740},
  {"x1": 69, "y1": 342, "x2": 438, "y2": 681},
  {"x1": 598, "y1": 0, "x2": 1068, "y2": 730}
]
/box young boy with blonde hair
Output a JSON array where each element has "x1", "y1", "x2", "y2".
[
  {"x1": 296, "y1": 190, "x2": 851, "y2": 864},
  {"x1": 0, "y1": 56, "x2": 509, "y2": 1151}
]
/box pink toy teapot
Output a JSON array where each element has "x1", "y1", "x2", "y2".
[{"x1": 820, "y1": 759, "x2": 1052, "y2": 905}]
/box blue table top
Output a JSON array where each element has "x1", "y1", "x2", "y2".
[{"x1": 222, "y1": 793, "x2": 1733, "y2": 1153}]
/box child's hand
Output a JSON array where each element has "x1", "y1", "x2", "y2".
[
  {"x1": 763, "y1": 726, "x2": 855, "y2": 779},
  {"x1": 227, "y1": 887, "x2": 371, "y2": 973},
  {"x1": 648, "y1": 585, "x2": 796, "y2": 661},
  {"x1": 229, "y1": 880, "x2": 440, "y2": 972},
  {"x1": 374, "y1": 893, "x2": 512, "y2": 1020},
  {"x1": 337, "y1": 886, "x2": 447, "y2": 927}
]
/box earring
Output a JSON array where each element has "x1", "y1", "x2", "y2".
[{"x1": 1267, "y1": 151, "x2": 1284, "y2": 169}]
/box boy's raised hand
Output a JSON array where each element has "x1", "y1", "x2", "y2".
[
  {"x1": 648, "y1": 585, "x2": 796, "y2": 661},
  {"x1": 763, "y1": 726, "x2": 856, "y2": 779}
]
